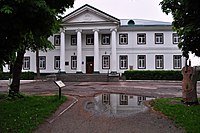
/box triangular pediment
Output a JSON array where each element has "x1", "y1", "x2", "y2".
[{"x1": 63, "y1": 4, "x2": 120, "y2": 24}]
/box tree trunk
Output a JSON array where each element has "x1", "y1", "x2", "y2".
[
  {"x1": 10, "y1": 48, "x2": 25, "y2": 95},
  {"x1": 36, "y1": 49, "x2": 40, "y2": 79}
]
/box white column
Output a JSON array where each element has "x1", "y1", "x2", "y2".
[
  {"x1": 111, "y1": 28, "x2": 117, "y2": 73},
  {"x1": 93, "y1": 29, "x2": 99, "y2": 73},
  {"x1": 60, "y1": 30, "x2": 66, "y2": 73},
  {"x1": 76, "y1": 29, "x2": 82, "y2": 73}
]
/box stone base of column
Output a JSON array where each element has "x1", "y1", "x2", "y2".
[
  {"x1": 93, "y1": 71, "x2": 100, "y2": 74},
  {"x1": 76, "y1": 71, "x2": 83, "y2": 74}
]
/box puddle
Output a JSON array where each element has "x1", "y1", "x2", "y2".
[{"x1": 85, "y1": 93, "x2": 155, "y2": 117}]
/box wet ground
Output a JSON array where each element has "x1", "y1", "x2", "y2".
[{"x1": 1, "y1": 80, "x2": 198, "y2": 133}]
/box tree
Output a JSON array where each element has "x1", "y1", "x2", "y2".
[
  {"x1": 160, "y1": 0, "x2": 200, "y2": 104},
  {"x1": 0, "y1": 0, "x2": 74, "y2": 95}
]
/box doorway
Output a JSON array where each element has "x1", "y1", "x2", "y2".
[{"x1": 86, "y1": 56, "x2": 94, "y2": 74}]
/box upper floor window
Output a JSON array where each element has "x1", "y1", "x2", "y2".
[
  {"x1": 23, "y1": 57, "x2": 30, "y2": 70},
  {"x1": 173, "y1": 33, "x2": 180, "y2": 44},
  {"x1": 54, "y1": 56, "x2": 60, "y2": 70},
  {"x1": 138, "y1": 55, "x2": 146, "y2": 69},
  {"x1": 119, "y1": 55, "x2": 128, "y2": 69},
  {"x1": 102, "y1": 55, "x2": 110, "y2": 69},
  {"x1": 155, "y1": 55, "x2": 164, "y2": 69},
  {"x1": 119, "y1": 94, "x2": 128, "y2": 105},
  {"x1": 39, "y1": 56, "x2": 46, "y2": 70},
  {"x1": 54, "y1": 35, "x2": 60, "y2": 46},
  {"x1": 71, "y1": 56, "x2": 77, "y2": 70},
  {"x1": 173, "y1": 55, "x2": 182, "y2": 69},
  {"x1": 155, "y1": 33, "x2": 164, "y2": 44},
  {"x1": 71, "y1": 35, "x2": 77, "y2": 45},
  {"x1": 137, "y1": 33, "x2": 146, "y2": 44},
  {"x1": 119, "y1": 34, "x2": 128, "y2": 44},
  {"x1": 86, "y1": 34, "x2": 94, "y2": 45},
  {"x1": 102, "y1": 34, "x2": 110, "y2": 45}
]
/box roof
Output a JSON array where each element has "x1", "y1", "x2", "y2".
[{"x1": 120, "y1": 19, "x2": 172, "y2": 26}]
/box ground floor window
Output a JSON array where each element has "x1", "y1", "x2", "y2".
[
  {"x1": 102, "y1": 94, "x2": 110, "y2": 105},
  {"x1": 155, "y1": 55, "x2": 164, "y2": 69},
  {"x1": 120, "y1": 94, "x2": 128, "y2": 105},
  {"x1": 71, "y1": 56, "x2": 77, "y2": 70},
  {"x1": 23, "y1": 57, "x2": 30, "y2": 70},
  {"x1": 102, "y1": 55, "x2": 110, "y2": 69},
  {"x1": 54, "y1": 56, "x2": 60, "y2": 70},
  {"x1": 39, "y1": 56, "x2": 46, "y2": 69},
  {"x1": 119, "y1": 55, "x2": 128, "y2": 69},
  {"x1": 138, "y1": 55, "x2": 146, "y2": 69},
  {"x1": 173, "y1": 55, "x2": 182, "y2": 69}
]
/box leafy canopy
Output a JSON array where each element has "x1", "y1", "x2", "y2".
[{"x1": 160, "y1": 0, "x2": 200, "y2": 58}]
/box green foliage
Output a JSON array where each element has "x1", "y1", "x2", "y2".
[
  {"x1": 151, "y1": 98, "x2": 200, "y2": 133},
  {"x1": 0, "y1": 72, "x2": 35, "y2": 80},
  {"x1": 160, "y1": 0, "x2": 200, "y2": 58},
  {"x1": 124, "y1": 70, "x2": 183, "y2": 80},
  {"x1": 0, "y1": 94, "x2": 67, "y2": 133}
]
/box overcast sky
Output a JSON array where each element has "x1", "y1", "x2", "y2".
[{"x1": 65, "y1": 0, "x2": 173, "y2": 22}]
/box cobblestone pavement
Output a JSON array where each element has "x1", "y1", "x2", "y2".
[{"x1": 1, "y1": 80, "x2": 197, "y2": 133}]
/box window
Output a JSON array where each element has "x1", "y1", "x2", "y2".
[
  {"x1": 155, "y1": 33, "x2": 164, "y2": 44},
  {"x1": 102, "y1": 94, "x2": 110, "y2": 105},
  {"x1": 86, "y1": 34, "x2": 94, "y2": 45},
  {"x1": 137, "y1": 96, "x2": 146, "y2": 105},
  {"x1": 173, "y1": 33, "x2": 180, "y2": 44},
  {"x1": 102, "y1": 34, "x2": 110, "y2": 45},
  {"x1": 155, "y1": 55, "x2": 164, "y2": 69},
  {"x1": 137, "y1": 33, "x2": 146, "y2": 44},
  {"x1": 138, "y1": 55, "x2": 146, "y2": 69},
  {"x1": 39, "y1": 56, "x2": 46, "y2": 69},
  {"x1": 102, "y1": 55, "x2": 110, "y2": 69},
  {"x1": 120, "y1": 55, "x2": 128, "y2": 69},
  {"x1": 173, "y1": 55, "x2": 182, "y2": 69},
  {"x1": 54, "y1": 56, "x2": 60, "y2": 70},
  {"x1": 23, "y1": 57, "x2": 30, "y2": 70},
  {"x1": 54, "y1": 35, "x2": 60, "y2": 46},
  {"x1": 71, "y1": 56, "x2": 77, "y2": 70},
  {"x1": 119, "y1": 34, "x2": 128, "y2": 44},
  {"x1": 120, "y1": 94, "x2": 128, "y2": 105},
  {"x1": 71, "y1": 35, "x2": 77, "y2": 45}
]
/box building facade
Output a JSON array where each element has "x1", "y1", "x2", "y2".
[{"x1": 4, "y1": 4, "x2": 185, "y2": 74}]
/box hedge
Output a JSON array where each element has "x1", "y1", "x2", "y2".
[
  {"x1": 0, "y1": 71, "x2": 35, "y2": 80},
  {"x1": 124, "y1": 70, "x2": 183, "y2": 80}
]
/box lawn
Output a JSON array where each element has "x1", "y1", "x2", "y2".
[
  {"x1": 151, "y1": 98, "x2": 200, "y2": 133},
  {"x1": 0, "y1": 93, "x2": 67, "y2": 133}
]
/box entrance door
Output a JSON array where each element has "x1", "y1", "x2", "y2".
[{"x1": 86, "y1": 56, "x2": 94, "y2": 74}]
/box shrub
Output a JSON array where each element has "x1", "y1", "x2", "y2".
[{"x1": 0, "y1": 72, "x2": 35, "y2": 80}]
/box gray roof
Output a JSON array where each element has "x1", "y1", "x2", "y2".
[{"x1": 120, "y1": 19, "x2": 172, "y2": 26}]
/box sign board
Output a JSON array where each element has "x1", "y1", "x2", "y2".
[{"x1": 54, "y1": 80, "x2": 65, "y2": 88}]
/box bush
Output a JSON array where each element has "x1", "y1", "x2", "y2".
[
  {"x1": 0, "y1": 71, "x2": 35, "y2": 80},
  {"x1": 124, "y1": 70, "x2": 183, "y2": 80}
]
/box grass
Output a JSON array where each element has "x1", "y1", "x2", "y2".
[
  {"x1": 151, "y1": 98, "x2": 200, "y2": 133},
  {"x1": 0, "y1": 93, "x2": 67, "y2": 133}
]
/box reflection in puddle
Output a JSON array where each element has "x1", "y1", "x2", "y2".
[{"x1": 85, "y1": 94, "x2": 155, "y2": 117}]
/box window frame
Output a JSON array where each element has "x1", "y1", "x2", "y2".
[
  {"x1": 86, "y1": 34, "x2": 94, "y2": 45},
  {"x1": 119, "y1": 55, "x2": 128, "y2": 69},
  {"x1": 39, "y1": 56, "x2": 46, "y2": 70},
  {"x1": 54, "y1": 56, "x2": 60, "y2": 70},
  {"x1": 119, "y1": 94, "x2": 128, "y2": 105},
  {"x1": 155, "y1": 55, "x2": 164, "y2": 69},
  {"x1": 102, "y1": 94, "x2": 110, "y2": 105},
  {"x1": 155, "y1": 33, "x2": 164, "y2": 44},
  {"x1": 71, "y1": 35, "x2": 77, "y2": 46},
  {"x1": 102, "y1": 34, "x2": 110, "y2": 45},
  {"x1": 102, "y1": 55, "x2": 110, "y2": 69},
  {"x1": 173, "y1": 33, "x2": 180, "y2": 44},
  {"x1": 71, "y1": 56, "x2": 77, "y2": 70},
  {"x1": 54, "y1": 35, "x2": 60, "y2": 46},
  {"x1": 137, "y1": 55, "x2": 146, "y2": 69},
  {"x1": 137, "y1": 33, "x2": 146, "y2": 44},
  {"x1": 173, "y1": 55, "x2": 182, "y2": 69},
  {"x1": 119, "y1": 34, "x2": 128, "y2": 45},
  {"x1": 23, "y1": 56, "x2": 30, "y2": 70}
]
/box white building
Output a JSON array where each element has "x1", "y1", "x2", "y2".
[{"x1": 4, "y1": 4, "x2": 185, "y2": 74}]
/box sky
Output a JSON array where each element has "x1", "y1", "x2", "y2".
[{"x1": 64, "y1": 0, "x2": 173, "y2": 22}]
